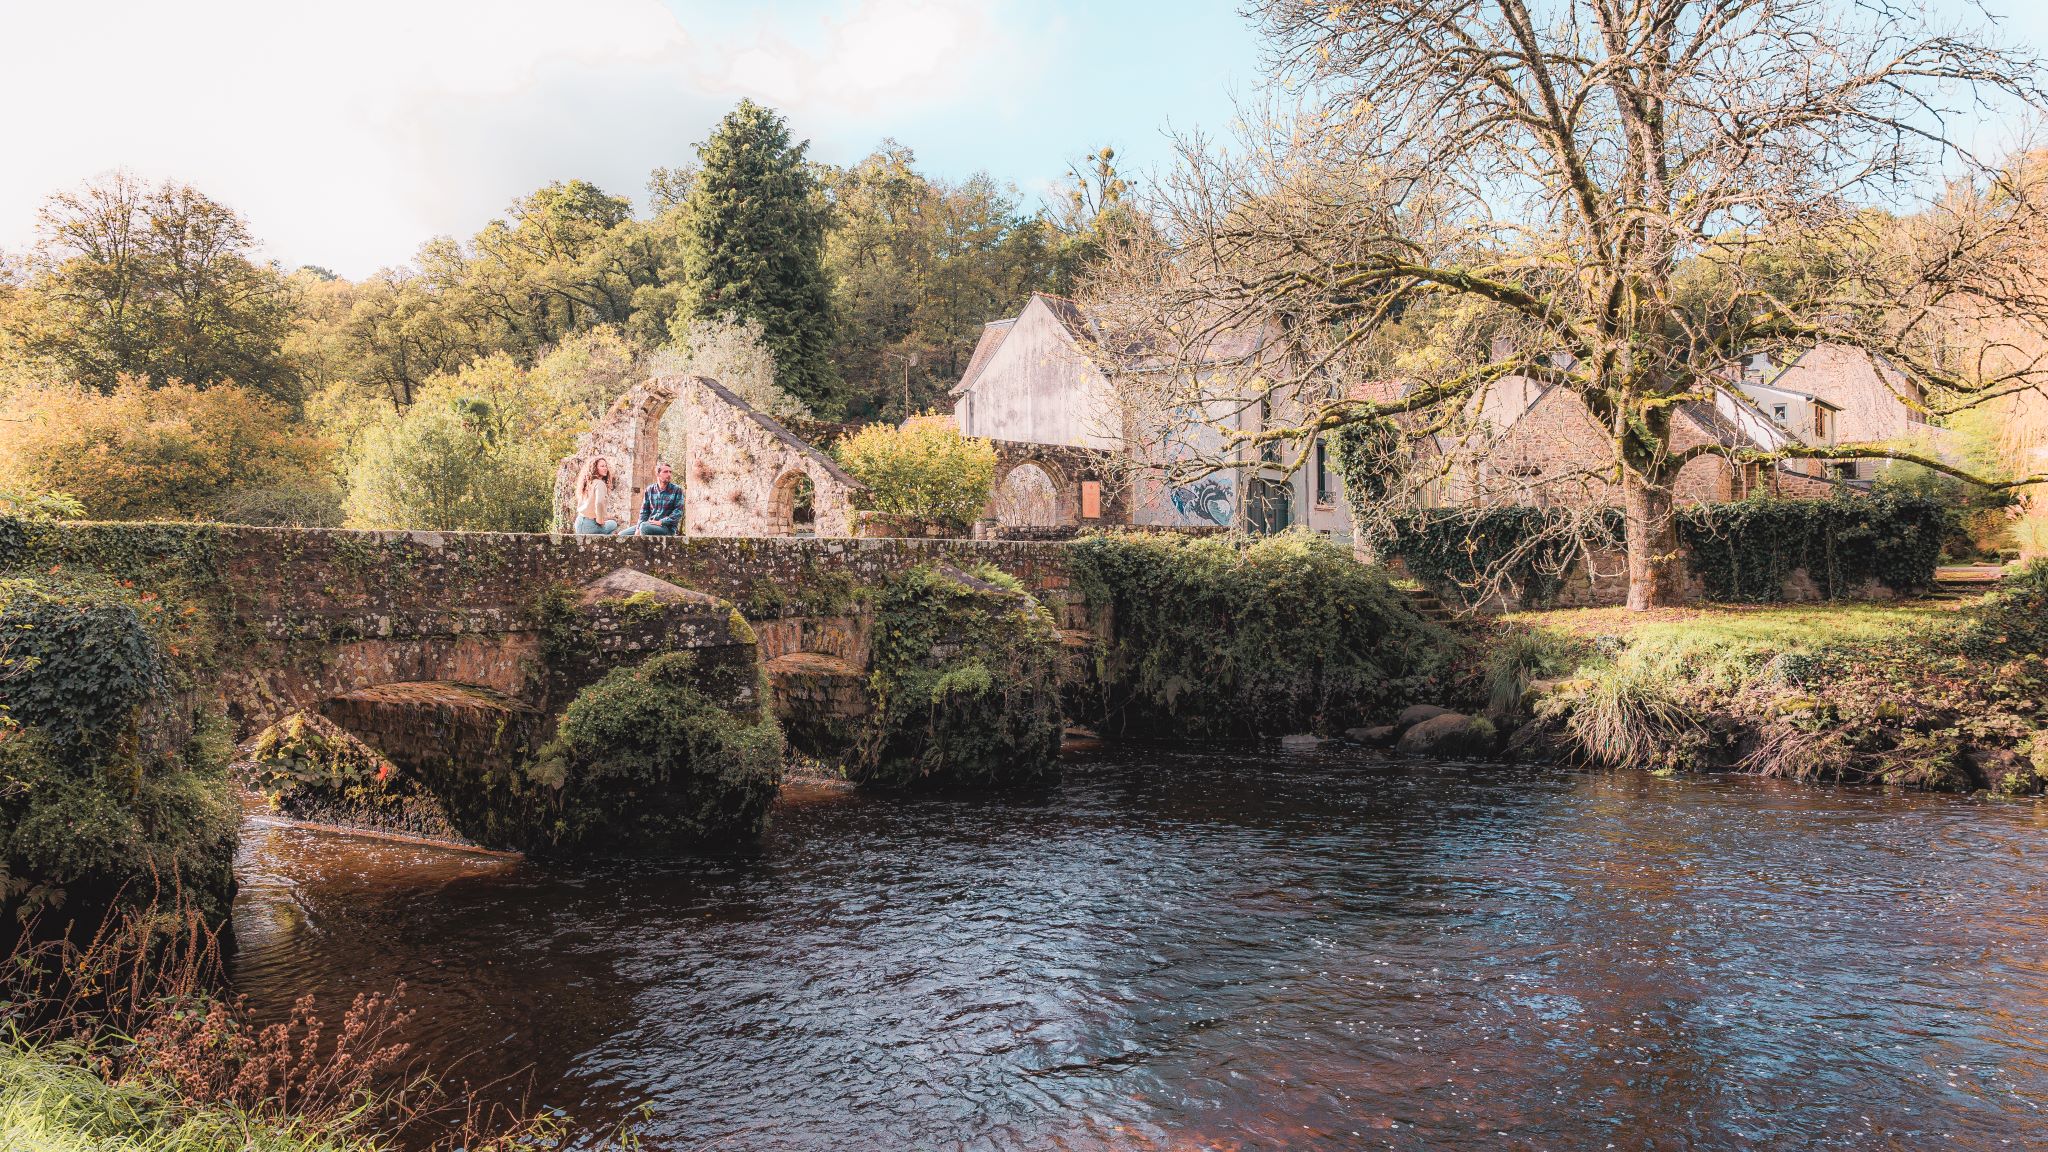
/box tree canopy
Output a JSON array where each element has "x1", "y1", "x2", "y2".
[
  {"x1": 11, "y1": 173, "x2": 299, "y2": 402},
  {"x1": 673, "y1": 101, "x2": 842, "y2": 416},
  {"x1": 1085, "y1": 0, "x2": 2048, "y2": 608}
]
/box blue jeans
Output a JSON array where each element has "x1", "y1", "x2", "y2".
[
  {"x1": 574, "y1": 516, "x2": 618, "y2": 535},
  {"x1": 625, "y1": 521, "x2": 676, "y2": 537}
]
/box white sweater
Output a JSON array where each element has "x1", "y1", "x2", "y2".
[{"x1": 576, "y1": 478, "x2": 611, "y2": 522}]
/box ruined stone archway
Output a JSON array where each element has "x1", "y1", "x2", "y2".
[
  {"x1": 990, "y1": 461, "x2": 1063, "y2": 526},
  {"x1": 768, "y1": 471, "x2": 819, "y2": 537},
  {"x1": 554, "y1": 376, "x2": 682, "y2": 533},
  {"x1": 556, "y1": 375, "x2": 862, "y2": 537}
]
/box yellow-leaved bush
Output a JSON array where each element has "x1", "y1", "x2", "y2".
[{"x1": 834, "y1": 415, "x2": 995, "y2": 531}]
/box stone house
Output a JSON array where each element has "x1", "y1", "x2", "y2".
[
  {"x1": 1434, "y1": 374, "x2": 1839, "y2": 508},
  {"x1": 951, "y1": 293, "x2": 1355, "y2": 540},
  {"x1": 554, "y1": 375, "x2": 863, "y2": 537},
  {"x1": 1730, "y1": 345, "x2": 1954, "y2": 481}
]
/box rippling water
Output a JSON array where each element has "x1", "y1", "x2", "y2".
[{"x1": 231, "y1": 747, "x2": 2048, "y2": 1150}]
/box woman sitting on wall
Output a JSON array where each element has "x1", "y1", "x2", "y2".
[{"x1": 574, "y1": 456, "x2": 619, "y2": 535}]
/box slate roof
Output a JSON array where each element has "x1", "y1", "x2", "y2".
[{"x1": 1676, "y1": 398, "x2": 1755, "y2": 448}]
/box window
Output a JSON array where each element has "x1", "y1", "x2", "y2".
[
  {"x1": 1771, "y1": 404, "x2": 1788, "y2": 422},
  {"x1": 1813, "y1": 407, "x2": 1832, "y2": 442},
  {"x1": 1826, "y1": 461, "x2": 1855, "y2": 481},
  {"x1": 1314, "y1": 437, "x2": 1334, "y2": 505},
  {"x1": 1258, "y1": 397, "x2": 1280, "y2": 464},
  {"x1": 1080, "y1": 479, "x2": 1102, "y2": 519}
]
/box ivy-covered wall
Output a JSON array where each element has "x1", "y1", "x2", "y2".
[
  {"x1": 852, "y1": 564, "x2": 1067, "y2": 790},
  {"x1": 1069, "y1": 532, "x2": 1457, "y2": 737},
  {"x1": 0, "y1": 576, "x2": 238, "y2": 938},
  {"x1": 0, "y1": 520, "x2": 1086, "y2": 738},
  {"x1": 1388, "y1": 496, "x2": 1946, "y2": 610},
  {"x1": 0, "y1": 520, "x2": 1092, "y2": 858}
]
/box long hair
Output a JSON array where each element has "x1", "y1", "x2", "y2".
[{"x1": 579, "y1": 456, "x2": 612, "y2": 495}]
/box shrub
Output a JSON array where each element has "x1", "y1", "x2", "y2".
[
  {"x1": 524, "y1": 652, "x2": 783, "y2": 853},
  {"x1": 0, "y1": 380, "x2": 334, "y2": 523},
  {"x1": 342, "y1": 381, "x2": 560, "y2": 532},
  {"x1": 856, "y1": 564, "x2": 1066, "y2": 790},
  {"x1": 213, "y1": 478, "x2": 345, "y2": 528},
  {"x1": 834, "y1": 416, "x2": 995, "y2": 531},
  {"x1": 1071, "y1": 531, "x2": 1456, "y2": 736},
  {"x1": 0, "y1": 577, "x2": 237, "y2": 932},
  {"x1": 1954, "y1": 559, "x2": 2048, "y2": 657}
]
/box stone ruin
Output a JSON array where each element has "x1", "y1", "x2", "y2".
[{"x1": 553, "y1": 374, "x2": 864, "y2": 538}]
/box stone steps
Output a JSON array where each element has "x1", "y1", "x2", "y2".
[{"x1": 1402, "y1": 587, "x2": 1457, "y2": 624}]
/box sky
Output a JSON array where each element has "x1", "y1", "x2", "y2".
[{"x1": 2, "y1": 0, "x2": 2042, "y2": 280}]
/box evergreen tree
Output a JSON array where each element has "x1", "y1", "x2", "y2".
[{"x1": 673, "y1": 101, "x2": 842, "y2": 415}]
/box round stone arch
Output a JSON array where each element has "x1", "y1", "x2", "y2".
[
  {"x1": 768, "y1": 470, "x2": 819, "y2": 536},
  {"x1": 990, "y1": 456, "x2": 1077, "y2": 526},
  {"x1": 553, "y1": 376, "x2": 684, "y2": 532}
]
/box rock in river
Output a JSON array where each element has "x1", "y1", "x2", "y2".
[{"x1": 1395, "y1": 712, "x2": 1498, "y2": 757}]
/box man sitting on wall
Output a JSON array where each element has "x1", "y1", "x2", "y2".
[{"x1": 622, "y1": 462, "x2": 685, "y2": 536}]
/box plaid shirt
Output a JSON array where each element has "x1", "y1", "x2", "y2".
[{"x1": 639, "y1": 482, "x2": 684, "y2": 529}]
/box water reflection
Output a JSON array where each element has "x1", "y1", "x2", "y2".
[{"x1": 233, "y1": 748, "x2": 2048, "y2": 1149}]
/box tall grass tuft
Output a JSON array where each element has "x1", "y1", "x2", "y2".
[
  {"x1": 1480, "y1": 625, "x2": 1589, "y2": 717},
  {"x1": 1549, "y1": 661, "x2": 1706, "y2": 771},
  {"x1": 1, "y1": 1040, "x2": 369, "y2": 1152},
  {"x1": 2, "y1": 892, "x2": 598, "y2": 1151}
]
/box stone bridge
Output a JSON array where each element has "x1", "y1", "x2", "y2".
[{"x1": 12, "y1": 525, "x2": 1088, "y2": 792}]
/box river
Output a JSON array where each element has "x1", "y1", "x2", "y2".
[{"x1": 231, "y1": 745, "x2": 2048, "y2": 1150}]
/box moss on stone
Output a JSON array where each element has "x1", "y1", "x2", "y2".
[
  {"x1": 854, "y1": 564, "x2": 1065, "y2": 790},
  {"x1": 0, "y1": 576, "x2": 237, "y2": 935},
  {"x1": 523, "y1": 652, "x2": 783, "y2": 853}
]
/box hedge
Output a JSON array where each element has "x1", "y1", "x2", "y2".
[
  {"x1": 1675, "y1": 494, "x2": 1945, "y2": 601},
  {"x1": 1388, "y1": 495, "x2": 1945, "y2": 606}
]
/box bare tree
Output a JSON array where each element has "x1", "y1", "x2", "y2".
[{"x1": 1083, "y1": 0, "x2": 2048, "y2": 608}]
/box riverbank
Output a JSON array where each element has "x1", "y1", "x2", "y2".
[
  {"x1": 1466, "y1": 564, "x2": 2048, "y2": 792},
  {"x1": 0, "y1": 1042, "x2": 369, "y2": 1152}
]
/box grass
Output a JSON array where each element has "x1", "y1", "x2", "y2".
[
  {"x1": 1502, "y1": 599, "x2": 1967, "y2": 692},
  {"x1": 1504, "y1": 598, "x2": 1964, "y2": 647},
  {"x1": 1486, "y1": 581, "x2": 2048, "y2": 791},
  {"x1": 0, "y1": 1041, "x2": 369, "y2": 1152}
]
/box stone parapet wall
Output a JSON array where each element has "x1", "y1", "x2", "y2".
[{"x1": 2, "y1": 521, "x2": 1085, "y2": 734}]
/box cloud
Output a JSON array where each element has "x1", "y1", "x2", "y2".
[
  {"x1": 717, "y1": 0, "x2": 999, "y2": 111},
  {"x1": 0, "y1": 0, "x2": 1041, "y2": 277}
]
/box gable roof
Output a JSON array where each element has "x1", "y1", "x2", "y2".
[
  {"x1": 1677, "y1": 397, "x2": 1756, "y2": 448},
  {"x1": 687, "y1": 375, "x2": 864, "y2": 491},
  {"x1": 950, "y1": 318, "x2": 1016, "y2": 397},
  {"x1": 1035, "y1": 293, "x2": 1091, "y2": 340},
  {"x1": 1741, "y1": 380, "x2": 1844, "y2": 411}
]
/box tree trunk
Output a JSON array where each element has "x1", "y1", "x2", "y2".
[{"x1": 1622, "y1": 469, "x2": 1682, "y2": 611}]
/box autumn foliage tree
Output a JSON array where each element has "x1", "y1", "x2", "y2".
[
  {"x1": 0, "y1": 379, "x2": 335, "y2": 522},
  {"x1": 11, "y1": 173, "x2": 299, "y2": 403},
  {"x1": 835, "y1": 417, "x2": 996, "y2": 531}
]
